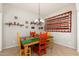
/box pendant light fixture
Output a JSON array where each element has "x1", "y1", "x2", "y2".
[{"x1": 34, "y1": 3, "x2": 44, "y2": 25}]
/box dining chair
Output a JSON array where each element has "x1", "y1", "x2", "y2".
[
  {"x1": 33, "y1": 32, "x2": 47, "y2": 55},
  {"x1": 30, "y1": 31, "x2": 36, "y2": 37},
  {"x1": 17, "y1": 32, "x2": 31, "y2": 56},
  {"x1": 47, "y1": 32, "x2": 53, "y2": 49}
]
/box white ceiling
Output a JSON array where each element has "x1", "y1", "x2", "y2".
[{"x1": 5, "y1": 3, "x2": 75, "y2": 17}]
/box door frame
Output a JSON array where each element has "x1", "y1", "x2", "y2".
[{"x1": 0, "y1": 13, "x2": 2, "y2": 51}]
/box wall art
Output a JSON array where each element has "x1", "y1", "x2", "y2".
[
  {"x1": 31, "y1": 26, "x2": 35, "y2": 29},
  {"x1": 25, "y1": 21, "x2": 28, "y2": 24}
]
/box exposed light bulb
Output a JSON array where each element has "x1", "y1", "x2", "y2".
[
  {"x1": 40, "y1": 19, "x2": 44, "y2": 23},
  {"x1": 34, "y1": 19, "x2": 38, "y2": 23},
  {"x1": 34, "y1": 3, "x2": 44, "y2": 25}
]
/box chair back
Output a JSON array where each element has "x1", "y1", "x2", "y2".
[
  {"x1": 17, "y1": 32, "x2": 21, "y2": 49},
  {"x1": 39, "y1": 32, "x2": 47, "y2": 44},
  {"x1": 47, "y1": 32, "x2": 51, "y2": 36},
  {"x1": 30, "y1": 31, "x2": 36, "y2": 37}
]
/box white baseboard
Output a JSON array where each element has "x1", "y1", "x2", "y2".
[
  {"x1": 77, "y1": 49, "x2": 79, "y2": 52},
  {"x1": 3, "y1": 44, "x2": 18, "y2": 49},
  {"x1": 77, "y1": 48, "x2": 79, "y2": 52},
  {"x1": 54, "y1": 41, "x2": 76, "y2": 49}
]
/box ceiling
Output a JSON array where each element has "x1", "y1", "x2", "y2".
[{"x1": 4, "y1": 3, "x2": 75, "y2": 18}]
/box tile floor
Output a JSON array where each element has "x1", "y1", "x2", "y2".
[{"x1": 0, "y1": 43, "x2": 79, "y2": 56}]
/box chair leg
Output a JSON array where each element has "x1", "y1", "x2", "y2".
[
  {"x1": 29, "y1": 47, "x2": 31, "y2": 56},
  {"x1": 20, "y1": 50, "x2": 22, "y2": 56},
  {"x1": 44, "y1": 44, "x2": 46, "y2": 54},
  {"x1": 33, "y1": 47, "x2": 37, "y2": 53},
  {"x1": 44, "y1": 49, "x2": 46, "y2": 54},
  {"x1": 38, "y1": 50, "x2": 41, "y2": 56},
  {"x1": 20, "y1": 49, "x2": 24, "y2": 56},
  {"x1": 24, "y1": 47, "x2": 31, "y2": 56}
]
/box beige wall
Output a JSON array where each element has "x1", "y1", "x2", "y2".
[
  {"x1": 0, "y1": 3, "x2": 2, "y2": 51},
  {"x1": 3, "y1": 4, "x2": 44, "y2": 49},
  {"x1": 76, "y1": 3, "x2": 79, "y2": 51},
  {"x1": 45, "y1": 4, "x2": 77, "y2": 49}
]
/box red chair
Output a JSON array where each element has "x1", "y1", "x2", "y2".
[
  {"x1": 33, "y1": 32, "x2": 48, "y2": 55},
  {"x1": 30, "y1": 31, "x2": 36, "y2": 37}
]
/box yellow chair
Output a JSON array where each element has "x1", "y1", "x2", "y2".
[
  {"x1": 47, "y1": 32, "x2": 54, "y2": 49},
  {"x1": 47, "y1": 32, "x2": 51, "y2": 36},
  {"x1": 17, "y1": 32, "x2": 31, "y2": 56}
]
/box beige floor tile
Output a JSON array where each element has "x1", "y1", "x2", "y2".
[{"x1": 0, "y1": 43, "x2": 79, "y2": 56}]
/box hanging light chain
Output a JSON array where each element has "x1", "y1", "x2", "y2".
[
  {"x1": 34, "y1": 3, "x2": 44, "y2": 25},
  {"x1": 38, "y1": 3, "x2": 40, "y2": 22}
]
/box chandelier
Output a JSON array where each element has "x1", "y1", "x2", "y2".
[{"x1": 34, "y1": 3, "x2": 44, "y2": 25}]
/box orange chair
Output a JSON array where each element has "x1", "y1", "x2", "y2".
[
  {"x1": 17, "y1": 32, "x2": 31, "y2": 56},
  {"x1": 33, "y1": 32, "x2": 47, "y2": 55}
]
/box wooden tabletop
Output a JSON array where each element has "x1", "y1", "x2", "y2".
[
  {"x1": 23, "y1": 38, "x2": 52, "y2": 47},
  {"x1": 24, "y1": 41, "x2": 39, "y2": 47},
  {"x1": 21, "y1": 36, "x2": 53, "y2": 47}
]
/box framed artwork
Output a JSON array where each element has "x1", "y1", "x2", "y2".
[
  {"x1": 31, "y1": 26, "x2": 35, "y2": 29},
  {"x1": 40, "y1": 27, "x2": 43, "y2": 29},
  {"x1": 14, "y1": 22, "x2": 16, "y2": 25},
  {"x1": 25, "y1": 21, "x2": 28, "y2": 24},
  {"x1": 39, "y1": 27, "x2": 43, "y2": 29},
  {"x1": 17, "y1": 23, "x2": 20, "y2": 26},
  {"x1": 45, "y1": 11, "x2": 72, "y2": 32},
  {"x1": 19, "y1": 24, "x2": 24, "y2": 27},
  {"x1": 30, "y1": 21, "x2": 35, "y2": 25},
  {"x1": 14, "y1": 16, "x2": 18, "y2": 19},
  {"x1": 25, "y1": 26, "x2": 28, "y2": 28}
]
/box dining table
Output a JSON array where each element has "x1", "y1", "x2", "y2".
[{"x1": 20, "y1": 35, "x2": 53, "y2": 52}]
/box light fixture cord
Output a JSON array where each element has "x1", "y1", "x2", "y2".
[{"x1": 38, "y1": 3, "x2": 40, "y2": 22}]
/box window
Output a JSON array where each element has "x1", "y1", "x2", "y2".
[{"x1": 45, "y1": 11, "x2": 72, "y2": 32}]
